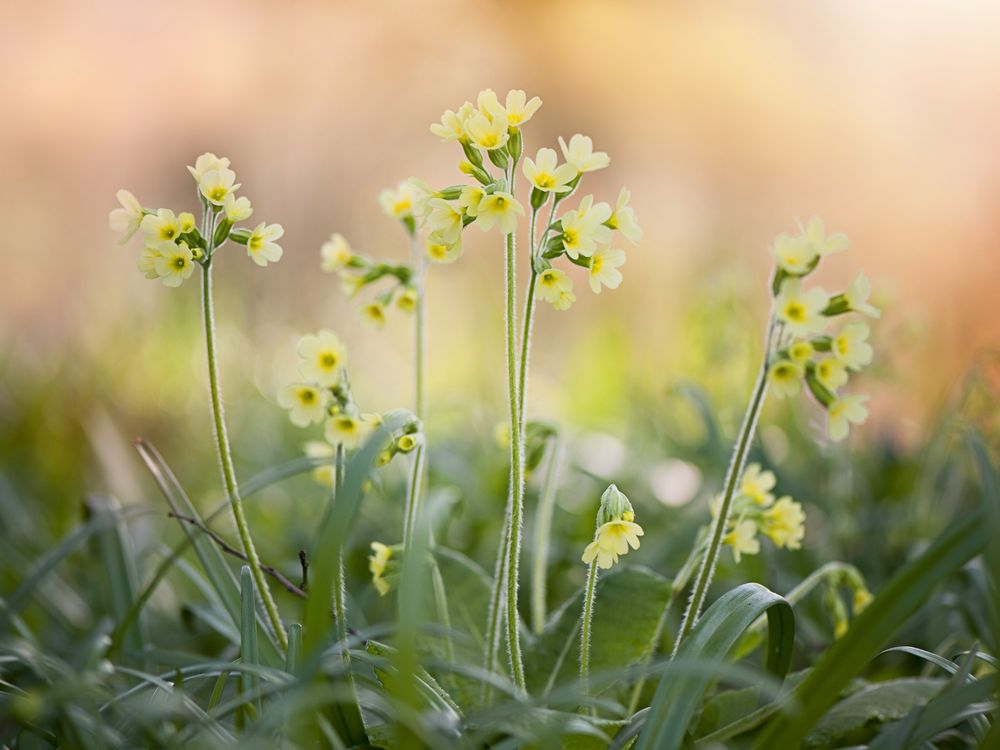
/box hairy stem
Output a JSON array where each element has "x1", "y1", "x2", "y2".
[
  {"x1": 579, "y1": 560, "x2": 599, "y2": 713},
  {"x1": 531, "y1": 436, "x2": 563, "y2": 632}
]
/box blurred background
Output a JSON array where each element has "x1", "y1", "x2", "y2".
[{"x1": 2, "y1": 1, "x2": 999, "y2": 621}]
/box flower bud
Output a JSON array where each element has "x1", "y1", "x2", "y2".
[
  {"x1": 488, "y1": 147, "x2": 509, "y2": 170},
  {"x1": 507, "y1": 127, "x2": 523, "y2": 163},
  {"x1": 461, "y1": 140, "x2": 484, "y2": 168},
  {"x1": 595, "y1": 484, "x2": 635, "y2": 526}
]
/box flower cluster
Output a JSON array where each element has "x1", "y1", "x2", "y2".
[
  {"x1": 582, "y1": 485, "x2": 644, "y2": 569},
  {"x1": 109, "y1": 153, "x2": 284, "y2": 287},
  {"x1": 711, "y1": 463, "x2": 806, "y2": 563},
  {"x1": 277, "y1": 330, "x2": 421, "y2": 476},
  {"x1": 767, "y1": 217, "x2": 880, "y2": 441}
]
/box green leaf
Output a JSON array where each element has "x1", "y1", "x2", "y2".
[
  {"x1": 753, "y1": 510, "x2": 987, "y2": 748},
  {"x1": 240, "y1": 565, "x2": 261, "y2": 720},
  {"x1": 635, "y1": 582, "x2": 794, "y2": 750}
]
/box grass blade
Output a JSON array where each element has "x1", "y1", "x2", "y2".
[{"x1": 240, "y1": 565, "x2": 262, "y2": 720}]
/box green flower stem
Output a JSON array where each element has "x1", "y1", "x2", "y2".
[
  {"x1": 402, "y1": 235, "x2": 427, "y2": 549},
  {"x1": 673, "y1": 316, "x2": 777, "y2": 653},
  {"x1": 531, "y1": 435, "x2": 563, "y2": 633},
  {"x1": 200, "y1": 212, "x2": 287, "y2": 652},
  {"x1": 579, "y1": 559, "x2": 599, "y2": 712},
  {"x1": 482, "y1": 504, "x2": 510, "y2": 703}
]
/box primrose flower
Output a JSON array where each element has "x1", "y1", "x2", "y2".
[
  {"x1": 558, "y1": 134, "x2": 610, "y2": 173},
  {"x1": 379, "y1": 181, "x2": 416, "y2": 220},
  {"x1": 153, "y1": 241, "x2": 195, "y2": 287},
  {"x1": 246, "y1": 222, "x2": 284, "y2": 266},
  {"x1": 844, "y1": 272, "x2": 881, "y2": 318},
  {"x1": 723, "y1": 520, "x2": 760, "y2": 563},
  {"x1": 458, "y1": 186, "x2": 486, "y2": 217},
  {"x1": 476, "y1": 191, "x2": 524, "y2": 234},
  {"x1": 832, "y1": 322, "x2": 873, "y2": 370},
  {"x1": 109, "y1": 189, "x2": 144, "y2": 243},
  {"x1": 588, "y1": 247, "x2": 626, "y2": 294},
  {"x1": 607, "y1": 188, "x2": 642, "y2": 244},
  {"x1": 430, "y1": 106, "x2": 472, "y2": 142},
  {"x1": 803, "y1": 216, "x2": 849, "y2": 257},
  {"x1": 852, "y1": 587, "x2": 874, "y2": 614},
  {"x1": 360, "y1": 301, "x2": 387, "y2": 330},
  {"x1": 369, "y1": 542, "x2": 393, "y2": 596},
  {"x1": 396, "y1": 287, "x2": 418, "y2": 313},
  {"x1": 581, "y1": 485, "x2": 644, "y2": 569},
  {"x1": 522, "y1": 148, "x2": 576, "y2": 193},
  {"x1": 501, "y1": 89, "x2": 542, "y2": 127},
  {"x1": 762, "y1": 496, "x2": 805, "y2": 550},
  {"x1": 302, "y1": 441, "x2": 335, "y2": 487},
  {"x1": 426, "y1": 232, "x2": 462, "y2": 264},
  {"x1": 187, "y1": 152, "x2": 231, "y2": 182},
  {"x1": 537, "y1": 268, "x2": 575, "y2": 310},
  {"x1": 827, "y1": 394, "x2": 870, "y2": 442},
  {"x1": 816, "y1": 357, "x2": 849, "y2": 390},
  {"x1": 771, "y1": 233, "x2": 818, "y2": 276},
  {"x1": 223, "y1": 195, "x2": 253, "y2": 222},
  {"x1": 774, "y1": 279, "x2": 829, "y2": 336},
  {"x1": 740, "y1": 463, "x2": 776, "y2": 506},
  {"x1": 426, "y1": 198, "x2": 464, "y2": 243},
  {"x1": 560, "y1": 195, "x2": 613, "y2": 259},
  {"x1": 768, "y1": 359, "x2": 804, "y2": 398},
  {"x1": 199, "y1": 168, "x2": 240, "y2": 206},
  {"x1": 278, "y1": 383, "x2": 328, "y2": 427},
  {"x1": 320, "y1": 233, "x2": 354, "y2": 272},
  {"x1": 325, "y1": 414, "x2": 374, "y2": 449},
  {"x1": 137, "y1": 245, "x2": 161, "y2": 279},
  {"x1": 297, "y1": 330, "x2": 347, "y2": 386},
  {"x1": 788, "y1": 340, "x2": 815, "y2": 363},
  {"x1": 178, "y1": 212, "x2": 197, "y2": 235},
  {"x1": 464, "y1": 112, "x2": 509, "y2": 151},
  {"x1": 141, "y1": 208, "x2": 182, "y2": 244}
]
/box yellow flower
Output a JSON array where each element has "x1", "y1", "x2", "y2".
[
  {"x1": 827, "y1": 394, "x2": 869, "y2": 442},
  {"x1": 537, "y1": 268, "x2": 575, "y2": 310},
  {"x1": 740, "y1": 463, "x2": 776, "y2": 506},
  {"x1": 503, "y1": 89, "x2": 542, "y2": 126},
  {"x1": 278, "y1": 383, "x2": 328, "y2": 427},
  {"x1": 339, "y1": 271, "x2": 365, "y2": 298},
  {"x1": 581, "y1": 519, "x2": 644, "y2": 570},
  {"x1": 844, "y1": 272, "x2": 880, "y2": 318},
  {"x1": 723, "y1": 520, "x2": 760, "y2": 563},
  {"x1": 223, "y1": 195, "x2": 253, "y2": 222},
  {"x1": 369, "y1": 542, "x2": 392, "y2": 596},
  {"x1": 475, "y1": 191, "x2": 524, "y2": 234},
  {"x1": 360, "y1": 301, "x2": 386, "y2": 330},
  {"x1": 771, "y1": 233, "x2": 818, "y2": 275},
  {"x1": 832, "y1": 322, "x2": 873, "y2": 370},
  {"x1": 560, "y1": 195, "x2": 612, "y2": 259},
  {"x1": 137, "y1": 244, "x2": 161, "y2": 279},
  {"x1": 464, "y1": 112, "x2": 509, "y2": 151},
  {"x1": 588, "y1": 247, "x2": 626, "y2": 294},
  {"x1": 178, "y1": 212, "x2": 197, "y2": 234},
  {"x1": 426, "y1": 198, "x2": 463, "y2": 243},
  {"x1": 558, "y1": 134, "x2": 610, "y2": 173},
  {"x1": 396, "y1": 433, "x2": 422, "y2": 453},
  {"x1": 109, "y1": 189, "x2": 144, "y2": 243},
  {"x1": 141, "y1": 208, "x2": 182, "y2": 244},
  {"x1": 325, "y1": 414, "x2": 372, "y2": 449},
  {"x1": 187, "y1": 152, "x2": 231, "y2": 182},
  {"x1": 475, "y1": 88, "x2": 506, "y2": 123},
  {"x1": 816, "y1": 357, "x2": 849, "y2": 390},
  {"x1": 320, "y1": 233, "x2": 354, "y2": 272},
  {"x1": 803, "y1": 216, "x2": 849, "y2": 256},
  {"x1": 607, "y1": 187, "x2": 642, "y2": 244},
  {"x1": 378, "y1": 181, "x2": 416, "y2": 220},
  {"x1": 153, "y1": 241, "x2": 195, "y2": 287},
  {"x1": 768, "y1": 359, "x2": 804, "y2": 398},
  {"x1": 788, "y1": 340, "x2": 814, "y2": 363},
  {"x1": 774, "y1": 279, "x2": 829, "y2": 336},
  {"x1": 396, "y1": 288, "x2": 418, "y2": 313},
  {"x1": 457, "y1": 186, "x2": 485, "y2": 217},
  {"x1": 429, "y1": 102, "x2": 475, "y2": 142},
  {"x1": 297, "y1": 330, "x2": 347, "y2": 386},
  {"x1": 522, "y1": 147, "x2": 577, "y2": 193},
  {"x1": 246, "y1": 222, "x2": 284, "y2": 266},
  {"x1": 762, "y1": 496, "x2": 805, "y2": 549},
  {"x1": 852, "y1": 588, "x2": 874, "y2": 614},
  {"x1": 303, "y1": 441, "x2": 334, "y2": 487},
  {"x1": 407, "y1": 177, "x2": 438, "y2": 220},
  {"x1": 199, "y1": 168, "x2": 240, "y2": 206},
  {"x1": 426, "y1": 232, "x2": 463, "y2": 264}
]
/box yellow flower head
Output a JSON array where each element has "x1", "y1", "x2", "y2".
[
  {"x1": 537, "y1": 268, "x2": 574, "y2": 310},
  {"x1": 378, "y1": 181, "x2": 416, "y2": 220},
  {"x1": 768, "y1": 358, "x2": 804, "y2": 398},
  {"x1": 827, "y1": 394, "x2": 870, "y2": 442},
  {"x1": 464, "y1": 112, "x2": 509, "y2": 151},
  {"x1": 297, "y1": 329, "x2": 347, "y2": 386},
  {"x1": 320, "y1": 233, "x2": 354, "y2": 273},
  {"x1": 396, "y1": 433, "x2": 422, "y2": 453},
  {"x1": 589, "y1": 247, "x2": 626, "y2": 294},
  {"x1": 223, "y1": 195, "x2": 253, "y2": 222},
  {"x1": 816, "y1": 357, "x2": 849, "y2": 391},
  {"x1": 852, "y1": 587, "x2": 874, "y2": 614},
  {"x1": 369, "y1": 542, "x2": 393, "y2": 596},
  {"x1": 303, "y1": 441, "x2": 335, "y2": 487},
  {"x1": 740, "y1": 463, "x2": 776, "y2": 506},
  {"x1": 558, "y1": 134, "x2": 610, "y2": 173},
  {"x1": 396, "y1": 287, "x2": 418, "y2": 313},
  {"x1": 246, "y1": 222, "x2": 284, "y2": 267},
  {"x1": 426, "y1": 198, "x2": 463, "y2": 243},
  {"x1": 803, "y1": 216, "x2": 849, "y2": 257},
  {"x1": 501, "y1": 89, "x2": 542, "y2": 126},
  {"x1": 141, "y1": 208, "x2": 181, "y2": 244},
  {"x1": 199, "y1": 168, "x2": 240, "y2": 206},
  {"x1": 153, "y1": 240, "x2": 195, "y2": 288},
  {"x1": 457, "y1": 186, "x2": 485, "y2": 218},
  {"x1": 278, "y1": 383, "x2": 328, "y2": 427},
  {"x1": 788, "y1": 339, "x2": 815, "y2": 363},
  {"x1": 723, "y1": 520, "x2": 760, "y2": 563},
  {"x1": 762, "y1": 496, "x2": 805, "y2": 549},
  {"x1": 582, "y1": 520, "x2": 644, "y2": 569},
  {"x1": 560, "y1": 195, "x2": 612, "y2": 259},
  {"x1": 771, "y1": 233, "x2": 818, "y2": 276},
  {"x1": 109, "y1": 189, "x2": 144, "y2": 243},
  {"x1": 325, "y1": 414, "x2": 373, "y2": 450},
  {"x1": 607, "y1": 187, "x2": 642, "y2": 244},
  {"x1": 430, "y1": 103, "x2": 475, "y2": 142},
  {"x1": 522, "y1": 147, "x2": 576, "y2": 193},
  {"x1": 178, "y1": 212, "x2": 197, "y2": 234},
  {"x1": 774, "y1": 279, "x2": 829, "y2": 337},
  {"x1": 426, "y1": 232, "x2": 463, "y2": 264},
  {"x1": 360, "y1": 301, "x2": 387, "y2": 330},
  {"x1": 844, "y1": 272, "x2": 880, "y2": 318},
  {"x1": 475, "y1": 191, "x2": 524, "y2": 234},
  {"x1": 407, "y1": 177, "x2": 438, "y2": 221},
  {"x1": 339, "y1": 271, "x2": 366, "y2": 298},
  {"x1": 137, "y1": 244, "x2": 161, "y2": 279},
  {"x1": 187, "y1": 152, "x2": 231, "y2": 182},
  {"x1": 833, "y1": 322, "x2": 873, "y2": 371}
]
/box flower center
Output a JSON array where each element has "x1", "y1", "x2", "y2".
[
  {"x1": 785, "y1": 302, "x2": 806, "y2": 322},
  {"x1": 320, "y1": 353, "x2": 337, "y2": 369}
]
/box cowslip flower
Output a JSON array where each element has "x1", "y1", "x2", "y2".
[
  {"x1": 844, "y1": 272, "x2": 881, "y2": 318},
  {"x1": 246, "y1": 222, "x2": 284, "y2": 266},
  {"x1": 304, "y1": 441, "x2": 335, "y2": 487},
  {"x1": 768, "y1": 359, "x2": 803, "y2": 398},
  {"x1": 430, "y1": 103, "x2": 474, "y2": 142},
  {"x1": 199, "y1": 168, "x2": 240, "y2": 206},
  {"x1": 320, "y1": 233, "x2": 354, "y2": 272},
  {"x1": 137, "y1": 245, "x2": 161, "y2": 279},
  {"x1": 774, "y1": 279, "x2": 829, "y2": 336},
  {"x1": 723, "y1": 519, "x2": 760, "y2": 563},
  {"x1": 803, "y1": 216, "x2": 849, "y2": 257},
  {"x1": 827, "y1": 394, "x2": 869, "y2": 441},
  {"x1": 379, "y1": 181, "x2": 415, "y2": 220},
  {"x1": 560, "y1": 195, "x2": 612, "y2": 259},
  {"x1": 396, "y1": 288, "x2": 418, "y2": 313},
  {"x1": 187, "y1": 152, "x2": 231, "y2": 182},
  {"x1": 501, "y1": 89, "x2": 542, "y2": 127},
  {"x1": 559, "y1": 134, "x2": 610, "y2": 173},
  {"x1": 762, "y1": 496, "x2": 805, "y2": 549},
  {"x1": 832, "y1": 322, "x2": 873, "y2": 370},
  {"x1": 522, "y1": 148, "x2": 576, "y2": 193},
  {"x1": 588, "y1": 247, "x2": 626, "y2": 293},
  {"x1": 464, "y1": 112, "x2": 509, "y2": 151},
  {"x1": 537, "y1": 268, "x2": 575, "y2": 310},
  {"x1": 109, "y1": 189, "x2": 144, "y2": 243},
  {"x1": 740, "y1": 463, "x2": 776, "y2": 506},
  {"x1": 360, "y1": 301, "x2": 386, "y2": 330},
  {"x1": 406, "y1": 177, "x2": 437, "y2": 220},
  {"x1": 457, "y1": 186, "x2": 485, "y2": 217},
  {"x1": 369, "y1": 542, "x2": 393, "y2": 596},
  {"x1": 223, "y1": 195, "x2": 253, "y2": 222},
  {"x1": 278, "y1": 383, "x2": 328, "y2": 427},
  {"x1": 153, "y1": 241, "x2": 195, "y2": 287},
  {"x1": 297, "y1": 330, "x2": 347, "y2": 386},
  {"x1": 426, "y1": 198, "x2": 463, "y2": 243},
  {"x1": 426, "y1": 232, "x2": 462, "y2": 264},
  {"x1": 771, "y1": 233, "x2": 818, "y2": 276},
  {"x1": 476, "y1": 191, "x2": 524, "y2": 234},
  {"x1": 816, "y1": 357, "x2": 849, "y2": 390},
  {"x1": 325, "y1": 414, "x2": 376, "y2": 449},
  {"x1": 607, "y1": 188, "x2": 642, "y2": 244},
  {"x1": 581, "y1": 485, "x2": 644, "y2": 569},
  {"x1": 141, "y1": 208, "x2": 182, "y2": 244},
  {"x1": 788, "y1": 340, "x2": 815, "y2": 363}
]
